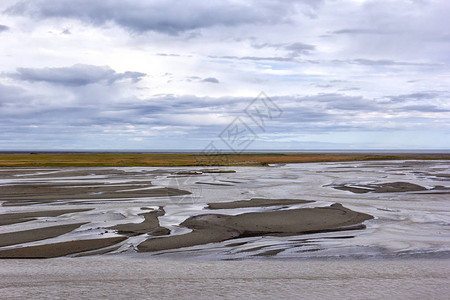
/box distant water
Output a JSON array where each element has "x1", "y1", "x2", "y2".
[{"x1": 0, "y1": 257, "x2": 449, "y2": 299}]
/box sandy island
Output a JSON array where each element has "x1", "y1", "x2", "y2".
[{"x1": 137, "y1": 203, "x2": 373, "y2": 252}]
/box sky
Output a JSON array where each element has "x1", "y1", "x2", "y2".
[{"x1": 0, "y1": 0, "x2": 449, "y2": 151}]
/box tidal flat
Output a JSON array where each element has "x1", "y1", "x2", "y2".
[
  {"x1": 1, "y1": 160, "x2": 449, "y2": 298},
  {"x1": 0, "y1": 160, "x2": 448, "y2": 259}
]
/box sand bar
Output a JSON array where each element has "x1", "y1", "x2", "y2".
[
  {"x1": 207, "y1": 198, "x2": 313, "y2": 209},
  {"x1": 333, "y1": 181, "x2": 428, "y2": 194},
  {"x1": 0, "y1": 209, "x2": 92, "y2": 226},
  {"x1": 0, "y1": 237, "x2": 127, "y2": 258},
  {"x1": 0, "y1": 183, "x2": 190, "y2": 206},
  {"x1": 138, "y1": 203, "x2": 373, "y2": 252},
  {"x1": 109, "y1": 207, "x2": 170, "y2": 236},
  {"x1": 0, "y1": 223, "x2": 87, "y2": 247}
]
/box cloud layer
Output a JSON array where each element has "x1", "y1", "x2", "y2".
[
  {"x1": 6, "y1": 0, "x2": 316, "y2": 34},
  {"x1": 0, "y1": 0, "x2": 449, "y2": 150}
]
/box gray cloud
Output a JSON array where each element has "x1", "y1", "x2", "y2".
[
  {"x1": 387, "y1": 92, "x2": 440, "y2": 103},
  {"x1": 202, "y1": 77, "x2": 219, "y2": 84},
  {"x1": 1, "y1": 0, "x2": 449, "y2": 150},
  {"x1": 210, "y1": 55, "x2": 296, "y2": 62},
  {"x1": 331, "y1": 59, "x2": 438, "y2": 67},
  {"x1": 12, "y1": 64, "x2": 145, "y2": 86},
  {"x1": 156, "y1": 53, "x2": 180, "y2": 57},
  {"x1": 0, "y1": 24, "x2": 9, "y2": 32},
  {"x1": 400, "y1": 105, "x2": 450, "y2": 113},
  {"x1": 351, "y1": 59, "x2": 437, "y2": 66},
  {"x1": 5, "y1": 0, "x2": 318, "y2": 35},
  {"x1": 284, "y1": 42, "x2": 315, "y2": 57},
  {"x1": 250, "y1": 41, "x2": 316, "y2": 57},
  {"x1": 332, "y1": 28, "x2": 396, "y2": 35},
  {"x1": 1, "y1": 79, "x2": 449, "y2": 150}
]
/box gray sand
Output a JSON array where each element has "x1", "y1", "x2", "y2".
[{"x1": 138, "y1": 203, "x2": 373, "y2": 252}]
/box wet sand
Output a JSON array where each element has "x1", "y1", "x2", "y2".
[
  {"x1": 109, "y1": 207, "x2": 170, "y2": 236},
  {"x1": 207, "y1": 198, "x2": 313, "y2": 209},
  {"x1": 0, "y1": 183, "x2": 190, "y2": 206},
  {"x1": 0, "y1": 223, "x2": 87, "y2": 247},
  {"x1": 138, "y1": 203, "x2": 373, "y2": 252},
  {"x1": 0, "y1": 161, "x2": 448, "y2": 259},
  {"x1": 0, "y1": 237, "x2": 126, "y2": 258},
  {"x1": 1, "y1": 257, "x2": 449, "y2": 300},
  {"x1": 0, "y1": 209, "x2": 91, "y2": 226},
  {"x1": 332, "y1": 181, "x2": 428, "y2": 194}
]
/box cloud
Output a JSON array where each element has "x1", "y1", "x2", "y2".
[
  {"x1": 210, "y1": 55, "x2": 296, "y2": 62},
  {"x1": 350, "y1": 59, "x2": 437, "y2": 66},
  {"x1": 0, "y1": 24, "x2": 9, "y2": 32},
  {"x1": 156, "y1": 53, "x2": 180, "y2": 57},
  {"x1": 249, "y1": 41, "x2": 316, "y2": 58},
  {"x1": 284, "y1": 42, "x2": 315, "y2": 57},
  {"x1": 1, "y1": 0, "x2": 449, "y2": 149},
  {"x1": 1, "y1": 80, "x2": 449, "y2": 150},
  {"x1": 388, "y1": 92, "x2": 438, "y2": 103},
  {"x1": 12, "y1": 64, "x2": 145, "y2": 86},
  {"x1": 330, "y1": 59, "x2": 438, "y2": 67},
  {"x1": 202, "y1": 77, "x2": 219, "y2": 84},
  {"x1": 332, "y1": 28, "x2": 395, "y2": 35},
  {"x1": 400, "y1": 104, "x2": 450, "y2": 113},
  {"x1": 5, "y1": 0, "x2": 319, "y2": 35}
]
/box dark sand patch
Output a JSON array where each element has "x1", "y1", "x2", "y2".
[
  {"x1": 238, "y1": 245, "x2": 271, "y2": 253},
  {"x1": 0, "y1": 237, "x2": 127, "y2": 258},
  {"x1": 172, "y1": 171, "x2": 203, "y2": 175},
  {"x1": 199, "y1": 170, "x2": 236, "y2": 173},
  {"x1": 226, "y1": 241, "x2": 248, "y2": 247},
  {"x1": 207, "y1": 198, "x2": 313, "y2": 210},
  {"x1": 0, "y1": 183, "x2": 190, "y2": 206},
  {"x1": 137, "y1": 203, "x2": 373, "y2": 252},
  {"x1": 218, "y1": 180, "x2": 243, "y2": 184},
  {"x1": 195, "y1": 182, "x2": 234, "y2": 186},
  {"x1": 253, "y1": 249, "x2": 285, "y2": 257},
  {"x1": 109, "y1": 207, "x2": 170, "y2": 236},
  {"x1": 332, "y1": 182, "x2": 427, "y2": 194},
  {"x1": 74, "y1": 244, "x2": 122, "y2": 257},
  {"x1": 0, "y1": 209, "x2": 92, "y2": 226},
  {"x1": 0, "y1": 223, "x2": 87, "y2": 247}
]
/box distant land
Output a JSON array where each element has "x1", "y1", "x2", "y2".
[{"x1": 0, "y1": 152, "x2": 449, "y2": 167}]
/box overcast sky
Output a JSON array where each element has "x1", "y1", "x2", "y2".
[{"x1": 0, "y1": 0, "x2": 449, "y2": 151}]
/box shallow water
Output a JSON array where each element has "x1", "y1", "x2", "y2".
[{"x1": 0, "y1": 257, "x2": 449, "y2": 300}]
